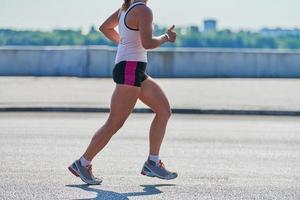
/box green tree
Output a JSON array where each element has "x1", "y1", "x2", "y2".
[{"x1": 0, "y1": 27, "x2": 300, "y2": 49}]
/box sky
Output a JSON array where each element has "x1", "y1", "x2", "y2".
[{"x1": 1, "y1": 0, "x2": 300, "y2": 31}]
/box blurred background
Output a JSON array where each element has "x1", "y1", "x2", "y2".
[
  {"x1": 1, "y1": 0, "x2": 300, "y2": 78},
  {"x1": 1, "y1": 0, "x2": 300, "y2": 48},
  {"x1": 1, "y1": 0, "x2": 300, "y2": 112}
]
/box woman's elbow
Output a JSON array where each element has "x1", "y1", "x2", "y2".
[
  {"x1": 99, "y1": 23, "x2": 109, "y2": 33},
  {"x1": 142, "y1": 42, "x2": 153, "y2": 50},
  {"x1": 99, "y1": 25, "x2": 105, "y2": 33},
  {"x1": 143, "y1": 45, "x2": 152, "y2": 50}
]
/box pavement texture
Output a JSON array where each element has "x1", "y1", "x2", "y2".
[
  {"x1": 0, "y1": 112, "x2": 299, "y2": 200},
  {"x1": 1, "y1": 77, "x2": 300, "y2": 115}
]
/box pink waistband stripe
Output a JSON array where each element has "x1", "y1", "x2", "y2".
[{"x1": 124, "y1": 61, "x2": 138, "y2": 86}]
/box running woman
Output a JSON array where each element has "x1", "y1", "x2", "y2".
[{"x1": 68, "y1": 0, "x2": 177, "y2": 185}]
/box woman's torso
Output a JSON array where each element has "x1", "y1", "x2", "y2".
[{"x1": 115, "y1": 2, "x2": 148, "y2": 64}]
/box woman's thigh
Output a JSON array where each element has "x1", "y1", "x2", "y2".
[
  {"x1": 139, "y1": 78, "x2": 171, "y2": 114},
  {"x1": 108, "y1": 84, "x2": 140, "y2": 124}
]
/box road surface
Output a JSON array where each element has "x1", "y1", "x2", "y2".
[{"x1": 0, "y1": 113, "x2": 299, "y2": 199}]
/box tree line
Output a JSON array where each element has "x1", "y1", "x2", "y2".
[{"x1": 0, "y1": 26, "x2": 300, "y2": 49}]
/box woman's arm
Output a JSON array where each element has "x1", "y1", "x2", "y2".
[
  {"x1": 99, "y1": 9, "x2": 121, "y2": 44},
  {"x1": 138, "y1": 6, "x2": 176, "y2": 49}
]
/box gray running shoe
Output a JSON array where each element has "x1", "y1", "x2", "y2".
[
  {"x1": 68, "y1": 160, "x2": 102, "y2": 185},
  {"x1": 141, "y1": 160, "x2": 178, "y2": 180}
]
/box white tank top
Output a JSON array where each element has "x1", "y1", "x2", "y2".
[{"x1": 115, "y1": 2, "x2": 148, "y2": 64}]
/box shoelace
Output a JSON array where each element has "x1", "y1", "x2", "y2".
[
  {"x1": 158, "y1": 160, "x2": 165, "y2": 169},
  {"x1": 86, "y1": 164, "x2": 94, "y2": 177}
]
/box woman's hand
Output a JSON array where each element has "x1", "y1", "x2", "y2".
[{"x1": 166, "y1": 25, "x2": 176, "y2": 43}]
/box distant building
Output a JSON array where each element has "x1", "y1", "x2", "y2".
[
  {"x1": 190, "y1": 26, "x2": 200, "y2": 33},
  {"x1": 260, "y1": 28, "x2": 300, "y2": 37},
  {"x1": 203, "y1": 19, "x2": 217, "y2": 32}
]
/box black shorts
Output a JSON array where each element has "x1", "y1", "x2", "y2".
[{"x1": 113, "y1": 61, "x2": 148, "y2": 87}]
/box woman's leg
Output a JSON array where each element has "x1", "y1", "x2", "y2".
[
  {"x1": 83, "y1": 85, "x2": 140, "y2": 161},
  {"x1": 139, "y1": 77, "x2": 172, "y2": 156}
]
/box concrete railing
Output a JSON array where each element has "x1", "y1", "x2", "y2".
[{"x1": 0, "y1": 46, "x2": 300, "y2": 78}]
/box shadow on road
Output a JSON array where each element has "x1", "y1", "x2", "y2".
[{"x1": 66, "y1": 184, "x2": 176, "y2": 200}]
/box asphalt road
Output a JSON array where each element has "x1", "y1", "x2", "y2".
[{"x1": 0, "y1": 113, "x2": 299, "y2": 200}]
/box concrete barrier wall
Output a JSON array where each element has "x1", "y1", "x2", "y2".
[{"x1": 0, "y1": 46, "x2": 300, "y2": 78}]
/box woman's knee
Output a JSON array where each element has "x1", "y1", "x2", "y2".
[{"x1": 155, "y1": 107, "x2": 172, "y2": 120}]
